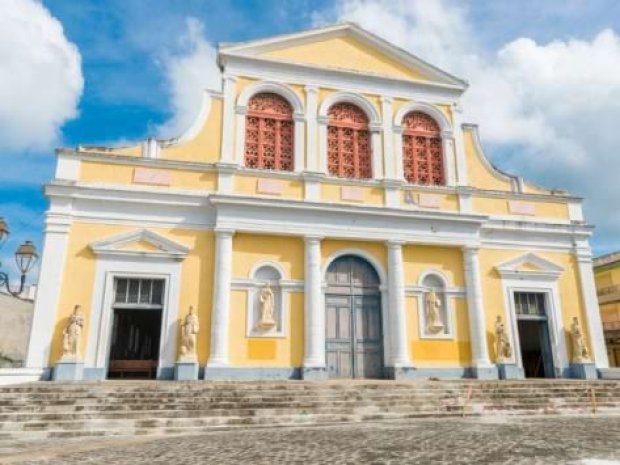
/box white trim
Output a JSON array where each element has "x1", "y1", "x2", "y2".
[
  {"x1": 0, "y1": 368, "x2": 45, "y2": 385},
  {"x1": 318, "y1": 91, "x2": 380, "y2": 124},
  {"x1": 495, "y1": 252, "x2": 564, "y2": 281},
  {"x1": 322, "y1": 248, "x2": 387, "y2": 286},
  {"x1": 237, "y1": 80, "x2": 304, "y2": 113},
  {"x1": 305, "y1": 85, "x2": 319, "y2": 172},
  {"x1": 501, "y1": 283, "x2": 569, "y2": 376},
  {"x1": 220, "y1": 75, "x2": 238, "y2": 164},
  {"x1": 393, "y1": 102, "x2": 451, "y2": 131},
  {"x1": 55, "y1": 154, "x2": 81, "y2": 181},
  {"x1": 85, "y1": 259, "x2": 183, "y2": 374},
  {"x1": 90, "y1": 229, "x2": 190, "y2": 260}
]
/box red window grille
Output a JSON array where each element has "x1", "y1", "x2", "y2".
[
  {"x1": 402, "y1": 112, "x2": 445, "y2": 185},
  {"x1": 244, "y1": 93, "x2": 294, "y2": 171},
  {"x1": 327, "y1": 103, "x2": 372, "y2": 179}
]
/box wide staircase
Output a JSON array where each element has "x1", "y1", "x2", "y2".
[{"x1": 0, "y1": 380, "x2": 619, "y2": 442}]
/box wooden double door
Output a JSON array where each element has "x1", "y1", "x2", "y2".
[{"x1": 325, "y1": 256, "x2": 384, "y2": 379}]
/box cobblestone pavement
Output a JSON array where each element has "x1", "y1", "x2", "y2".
[{"x1": 2, "y1": 416, "x2": 620, "y2": 465}]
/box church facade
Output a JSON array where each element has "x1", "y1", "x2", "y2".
[{"x1": 24, "y1": 23, "x2": 608, "y2": 381}]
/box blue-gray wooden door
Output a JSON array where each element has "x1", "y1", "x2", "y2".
[{"x1": 325, "y1": 256, "x2": 384, "y2": 379}]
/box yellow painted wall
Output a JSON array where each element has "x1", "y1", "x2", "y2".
[
  {"x1": 406, "y1": 296, "x2": 471, "y2": 366},
  {"x1": 478, "y1": 249, "x2": 591, "y2": 362},
  {"x1": 402, "y1": 245, "x2": 464, "y2": 287},
  {"x1": 232, "y1": 233, "x2": 304, "y2": 280},
  {"x1": 463, "y1": 128, "x2": 513, "y2": 192},
  {"x1": 80, "y1": 161, "x2": 218, "y2": 190},
  {"x1": 50, "y1": 223, "x2": 214, "y2": 365},
  {"x1": 160, "y1": 97, "x2": 224, "y2": 163},
  {"x1": 472, "y1": 196, "x2": 570, "y2": 220},
  {"x1": 262, "y1": 36, "x2": 431, "y2": 82},
  {"x1": 228, "y1": 290, "x2": 304, "y2": 367},
  {"x1": 320, "y1": 183, "x2": 384, "y2": 206},
  {"x1": 234, "y1": 174, "x2": 304, "y2": 200},
  {"x1": 321, "y1": 239, "x2": 387, "y2": 271}
]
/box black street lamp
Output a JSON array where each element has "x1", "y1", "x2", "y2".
[{"x1": 0, "y1": 217, "x2": 38, "y2": 297}]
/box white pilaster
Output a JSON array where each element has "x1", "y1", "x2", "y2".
[
  {"x1": 463, "y1": 246, "x2": 493, "y2": 370},
  {"x1": 393, "y1": 126, "x2": 405, "y2": 181},
  {"x1": 387, "y1": 240, "x2": 411, "y2": 367},
  {"x1": 303, "y1": 236, "x2": 324, "y2": 367},
  {"x1": 293, "y1": 113, "x2": 305, "y2": 172},
  {"x1": 381, "y1": 97, "x2": 396, "y2": 180},
  {"x1": 317, "y1": 116, "x2": 328, "y2": 174},
  {"x1": 442, "y1": 130, "x2": 457, "y2": 186},
  {"x1": 219, "y1": 74, "x2": 238, "y2": 164},
  {"x1": 25, "y1": 208, "x2": 72, "y2": 369},
  {"x1": 370, "y1": 124, "x2": 383, "y2": 179},
  {"x1": 207, "y1": 229, "x2": 234, "y2": 367},
  {"x1": 233, "y1": 106, "x2": 246, "y2": 165},
  {"x1": 304, "y1": 85, "x2": 319, "y2": 172},
  {"x1": 452, "y1": 103, "x2": 468, "y2": 186},
  {"x1": 575, "y1": 245, "x2": 609, "y2": 368}
]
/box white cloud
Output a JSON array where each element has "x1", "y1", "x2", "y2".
[
  {"x1": 157, "y1": 18, "x2": 221, "y2": 139},
  {"x1": 0, "y1": 0, "x2": 83, "y2": 152},
  {"x1": 317, "y1": 0, "x2": 620, "y2": 253}
]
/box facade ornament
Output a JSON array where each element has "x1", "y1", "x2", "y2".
[
  {"x1": 179, "y1": 306, "x2": 200, "y2": 360},
  {"x1": 425, "y1": 288, "x2": 444, "y2": 334},
  {"x1": 494, "y1": 316, "x2": 512, "y2": 362},
  {"x1": 570, "y1": 317, "x2": 591, "y2": 363},
  {"x1": 257, "y1": 283, "x2": 276, "y2": 330},
  {"x1": 61, "y1": 305, "x2": 85, "y2": 360}
]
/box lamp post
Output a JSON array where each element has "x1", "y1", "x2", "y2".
[{"x1": 0, "y1": 217, "x2": 38, "y2": 297}]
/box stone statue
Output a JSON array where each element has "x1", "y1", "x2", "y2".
[
  {"x1": 257, "y1": 283, "x2": 276, "y2": 330},
  {"x1": 425, "y1": 288, "x2": 445, "y2": 334},
  {"x1": 570, "y1": 316, "x2": 590, "y2": 363},
  {"x1": 494, "y1": 316, "x2": 512, "y2": 363},
  {"x1": 179, "y1": 306, "x2": 199, "y2": 360},
  {"x1": 61, "y1": 305, "x2": 84, "y2": 360}
]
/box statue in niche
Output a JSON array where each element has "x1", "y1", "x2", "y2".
[
  {"x1": 494, "y1": 316, "x2": 512, "y2": 363},
  {"x1": 257, "y1": 283, "x2": 276, "y2": 330},
  {"x1": 425, "y1": 288, "x2": 445, "y2": 334},
  {"x1": 570, "y1": 316, "x2": 590, "y2": 363},
  {"x1": 61, "y1": 305, "x2": 84, "y2": 360},
  {"x1": 179, "y1": 306, "x2": 199, "y2": 360}
]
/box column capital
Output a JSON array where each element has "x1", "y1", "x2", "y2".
[
  {"x1": 387, "y1": 239, "x2": 405, "y2": 249},
  {"x1": 369, "y1": 122, "x2": 383, "y2": 133},
  {"x1": 235, "y1": 105, "x2": 247, "y2": 115},
  {"x1": 380, "y1": 95, "x2": 394, "y2": 104},
  {"x1": 317, "y1": 115, "x2": 329, "y2": 125},
  {"x1": 214, "y1": 228, "x2": 235, "y2": 237},
  {"x1": 304, "y1": 235, "x2": 323, "y2": 244},
  {"x1": 462, "y1": 245, "x2": 480, "y2": 255},
  {"x1": 304, "y1": 84, "x2": 319, "y2": 95},
  {"x1": 293, "y1": 113, "x2": 306, "y2": 122},
  {"x1": 222, "y1": 73, "x2": 238, "y2": 83}
]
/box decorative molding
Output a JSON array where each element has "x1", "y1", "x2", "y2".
[
  {"x1": 318, "y1": 91, "x2": 381, "y2": 124},
  {"x1": 90, "y1": 229, "x2": 190, "y2": 260},
  {"x1": 495, "y1": 253, "x2": 564, "y2": 281}
]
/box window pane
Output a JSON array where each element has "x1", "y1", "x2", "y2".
[
  {"x1": 151, "y1": 280, "x2": 164, "y2": 305},
  {"x1": 127, "y1": 279, "x2": 140, "y2": 304},
  {"x1": 114, "y1": 279, "x2": 128, "y2": 304},
  {"x1": 140, "y1": 280, "x2": 152, "y2": 304}
]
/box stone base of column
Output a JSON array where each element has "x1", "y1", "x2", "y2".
[
  {"x1": 599, "y1": 368, "x2": 620, "y2": 380},
  {"x1": 175, "y1": 360, "x2": 199, "y2": 380},
  {"x1": 302, "y1": 367, "x2": 327, "y2": 380},
  {"x1": 570, "y1": 362, "x2": 598, "y2": 380},
  {"x1": 385, "y1": 366, "x2": 416, "y2": 380},
  {"x1": 52, "y1": 360, "x2": 84, "y2": 381},
  {"x1": 497, "y1": 363, "x2": 522, "y2": 380},
  {"x1": 471, "y1": 365, "x2": 499, "y2": 380}
]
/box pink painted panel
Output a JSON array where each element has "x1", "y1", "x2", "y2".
[
  {"x1": 508, "y1": 201, "x2": 536, "y2": 215},
  {"x1": 256, "y1": 178, "x2": 284, "y2": 195},
  {"x1": 340, "y1": 186, "x2": 364, "y2": 202},
  {"x1": 132, "y1": 168, "x2": 172, "y2": 186}
]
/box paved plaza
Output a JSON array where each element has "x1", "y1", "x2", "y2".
[{"x1": 1, "y1": 415, "x2": 620, "y2": 465}]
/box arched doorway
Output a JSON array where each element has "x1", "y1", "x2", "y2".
[{"x1": 325, "y1": 255, "x2": 384, "y2": 379}]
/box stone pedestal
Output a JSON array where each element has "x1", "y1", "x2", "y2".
[
  {"x1": 52, "y1": 360, "x2": 84, "y2": 381},
  {"x1": 497, "y1": 363, "x2": 522, "y2": 380},
  {"x1": 570, "y1": 362, "x2": 598, "y2": 380},
  {"x1": 301, "y1": 367, "x2": 327, "y2": 381},
  {"x1": 472, "y1": 365, "x2": 499, "y2": 380},
  {"x1": 174, "y1": 360, "x2": 199, "y2": 381}
]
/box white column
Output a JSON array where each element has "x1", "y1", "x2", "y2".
[
  {"x1": 381, "y1": 97, "x2": 396, "y2": 180},
  {"x1": 207, "y1": 229, "x2": 234, "y2": 367},
  {"x1": 293, "y1": 113, "x2": 305, "y2": 172},
  {"x1": 452, "y1": 102, "x2": 468, "y2": 186},
  {"x1": 25, "y1": 210, "x2": 71, "y2": 369},
  {"x1": 575, "y1": 245, "x2": 610, "y2": 368},
  {"x1": 393, "y1": 126, "x2": 405, "y2": 181},
  {"x1": 441, "y1": 130, "x2": 457, "y2": 186},
  {"x1": 219, "y1": 74, "x2": 238, "y2": 164},
  {"x1": 317, "y1": 116, "x2": 328, "y2": 174},
  {"x1": 303, "y1": 236, "x2": 324, "y2": 367},
  {"x1": 304, "y1": 85, "x2": 319, "y2": 172},
  {"x1": 370, "y1": 124, "x2": 383, "y2": 179},
  {"x1": 387, "y1": 240, "x2": 411, "y2": 367},
  {"x1": 463, "y1": 246, "x2": 494, "y2": 373}
]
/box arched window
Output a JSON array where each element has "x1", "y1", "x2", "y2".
[
  {"x1": 327, "y1": 103, "x2": 372, "y2": 179},
  {"x1": 244, "y1": 93, "x2": 294, "y2": 171},
  {"x1": 402, "y1": 112, "x2": 444, "y2": 185}
]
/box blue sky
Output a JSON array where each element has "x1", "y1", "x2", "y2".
[{"x1": 2, "y1": 0, "x2": 620, "y2": 284}]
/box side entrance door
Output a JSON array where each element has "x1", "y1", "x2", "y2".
[{"x1": 325, "y1": 256, "x2": 384, "y2": 379}]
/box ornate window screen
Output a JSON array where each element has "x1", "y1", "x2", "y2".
[
  {"x1": 327, "y1": 103, "x2": 372, "y2": 179},
  {"x1": 402, "y1": 112, "x2": 445, "y2": 185},
  {"x1": 244, "y1": 93, "x2": 294, "y2": 171}
]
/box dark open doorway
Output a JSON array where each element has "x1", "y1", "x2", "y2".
[
  {"x1": 107, "y1": 278, "x2": 165, "y2": 379},
  {"x1": 517, "y1": 319, "x2": 554, "y2": 378}
]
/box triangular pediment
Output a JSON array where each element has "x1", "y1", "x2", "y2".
[
  {"x1": 496, "y1": 253, "x2": 563, "y2": 280},
  {"x1": 90, "y1": 229, "x2": 189, "y2": 260},
  {"x1": 220, "y1": 23, "x2": 467, "y2": 88}
]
